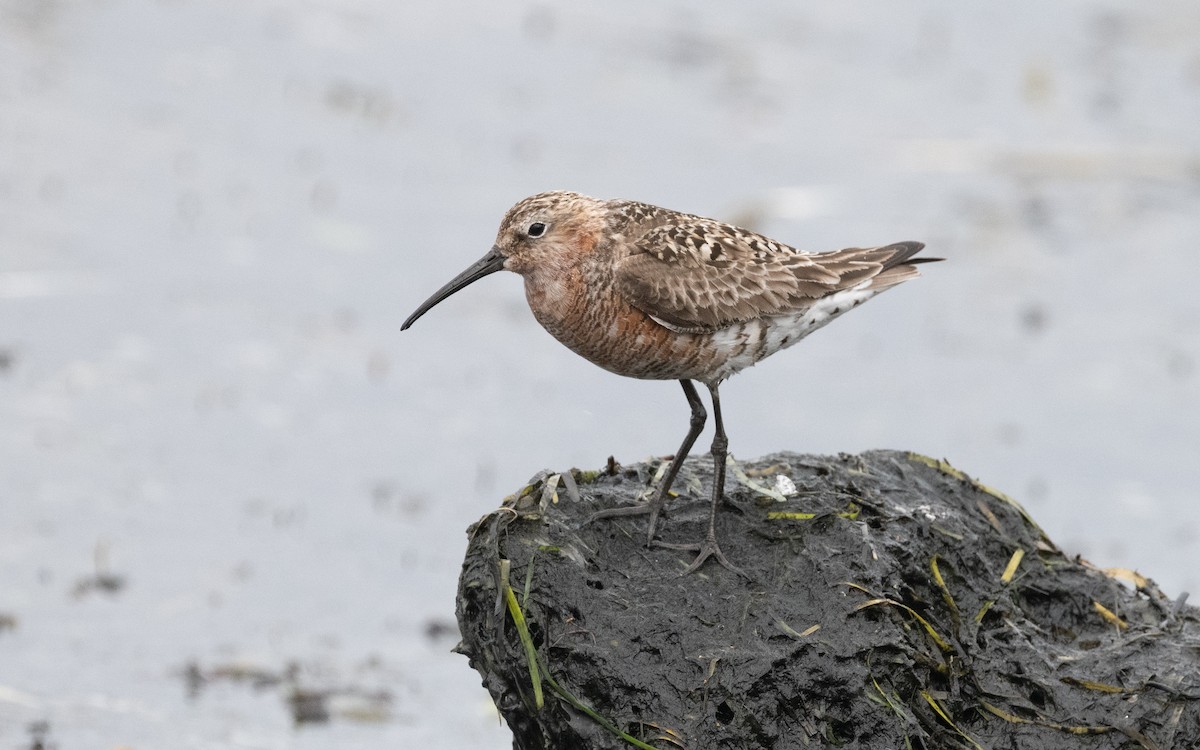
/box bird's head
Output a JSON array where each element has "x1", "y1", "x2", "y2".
[
  {"x1": 401, "y1": 190, "x2": 604, "y2": 330},
  {"x1": 491, "y1": 190, "x2": 606, "y2": 275}
]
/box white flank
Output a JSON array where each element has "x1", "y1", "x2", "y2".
[{"x1": 707, "y1": 281, "x2": 882, "y2": 381}]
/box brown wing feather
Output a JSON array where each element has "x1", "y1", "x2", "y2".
[{"x1": 615, "y1": 221, "x2": 926, "y2": 332}]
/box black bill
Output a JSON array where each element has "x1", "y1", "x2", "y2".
[{"x1": 401, "y1": 246, "x2": 506, "y2": 330}]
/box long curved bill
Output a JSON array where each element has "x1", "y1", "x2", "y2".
[{"x1": 401, "y1": 246, "x2": 506, "y2": 330}]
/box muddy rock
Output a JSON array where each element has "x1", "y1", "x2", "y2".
[{"x1": 456, "y1": 450, "x2": 1200, "y2": 749}]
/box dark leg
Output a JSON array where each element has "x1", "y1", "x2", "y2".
[
  {"x1": 587, "y1": 379, "x2": 707, "y2": 543},
  {"x1": 655, "y1": 383, "x2": 747, "y2": 577}
]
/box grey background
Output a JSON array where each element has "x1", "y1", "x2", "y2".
[{"x1": 2, "y1": 1, "x2": 1198, "y2": 747}]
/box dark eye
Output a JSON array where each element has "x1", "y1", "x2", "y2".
[{"x1": 526, "y1": 222, "x2": 546, "y2": 238}]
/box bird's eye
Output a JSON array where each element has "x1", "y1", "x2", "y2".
[{"x1": 527, "y1": 222, "x2": 547, "y2": 238}]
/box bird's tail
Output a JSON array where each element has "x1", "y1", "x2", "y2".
[{"x1": 870, "y1": 241, "x2": 941, "y2": 291}]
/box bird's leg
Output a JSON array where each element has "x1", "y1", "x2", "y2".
[
  {"x1": 586, "y1": 379, "x2": 706, "y2": 542},
  {"x1": 655, "y1": 383, "x2": 747, "y2": 578},
  {"x1": 645, "y1": 379, "x2": 708, "y2": 540}
]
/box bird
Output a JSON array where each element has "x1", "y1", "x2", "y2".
[{"x1": 402, "y1": 190, "x2": 938, "y2": 576}]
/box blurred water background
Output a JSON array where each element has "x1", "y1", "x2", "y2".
[{"x1": 2, "y1": 1, "x2": 1199, "y2": 747}]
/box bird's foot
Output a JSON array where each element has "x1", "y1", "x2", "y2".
[
  {"x1": 585, "y1": 488, "x2": 673, "y2": 541},
  {"x1": 586, "y1": 503, "x2": 665, "y2": 543},
  {"x1": 654, "y1": 534, "x2": 749, "y2": 579},
  {"x1": 586, "y1": 501, "x2": 654, "y2": 521}
]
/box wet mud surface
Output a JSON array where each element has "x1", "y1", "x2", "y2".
[{"x1": 459, "y1": 452, "x2": 1200, "y2": 749}]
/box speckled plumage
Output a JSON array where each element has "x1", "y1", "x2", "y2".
[
  {"x1": 491, "y1": 191, "x2": 930, "y2": 386},
  {"x1": 403, "y1": 190, "x2": 938, "y2": 575}
]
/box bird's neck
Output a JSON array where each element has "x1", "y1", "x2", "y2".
[{"x1": 523, "y1": 265, "x2": 578, "y2": 315}]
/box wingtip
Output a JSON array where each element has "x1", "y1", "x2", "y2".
[{"x1": 881, "y1": 241, "x2": 936, "y2": 269}]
